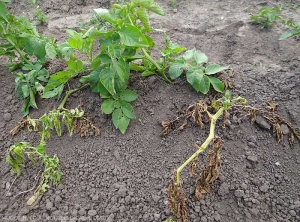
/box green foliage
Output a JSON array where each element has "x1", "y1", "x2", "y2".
[
  {"x1": 6, "y1": 141, "x2": 62, "y2": 198},
  {"x1": 101, "y1": 89, "x2": 138, "y2": 133},
  {"x1": 250, "y1": 7, "x2": 282, "y2": 28},
  {"x1": 212, "y1": 90, "x2": 247, "y2": 111},
  {"x1": 280, "y1": 25, "x2": 300, "y2": 40},
  {"x1": 168, "y1": 48, "x2": 228, "y2": 94},
  {"x1": 34, "y1": 9, "x2": 48, "y2": 25},
  {"x1": 0, "y1": 1, "x2": 57, "y2": 115}
]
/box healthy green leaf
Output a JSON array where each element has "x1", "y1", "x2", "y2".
[
  {"x1": 182, "y1": 49, "x2": 195, "y2": 61},
  {"x1": 118, "y1": 24, "x2": 149, "y2": 47},
  {"x1": 194, "y1": 50, "x2": 208, "y2": 64},
  {"x1": 279, "y1": 28, "x2": 300, "y2": 40},
  {"x1": 67, "y1": 60, "x2": 84, "y2": 71},
  {"x1": 132, "y1": 0, "x2": 165, "y2": 16},
  {"x1": 121, "y1": 106, "x2": 136, "y2": 119},
  {"x1": 0, "y1": 2, "x2": 8, "y2": 22},
  {"x1": 45, "y1": 42, "x2": 56, "y2": 59},
  {"x1": 112, "y1": 108, "x2": 130, "y2": 134},
  {"x1": 93, "y1": 8, "x2": 117, "y2": 24},
  {"x1": 205, "y1": 64, "x2": 229, "y2": 75},
  {"x1": 141, "y1": 70, "x2": 154, "y2": 77},
  {"x1": 208, "y1": 76, "x2": 224, "y2": 93},
  {"x1": 186, "y1": 68, "x2": 210, "y2": 94},
  {"x1": 100, "y1": 66, "x2": 116, "y2": 95},
  {"x1": 119, "y1": 89, "x2": 138, "y2": 102},
  {"x1": 168, "y1": 59, "x2": 187, "y2": 79},
  {"x1": 136, "y1": 8, "x2": 150, "y2": 31},
  {"x1": 101, "y1": 99, "x2": 115, "y2": 114}
]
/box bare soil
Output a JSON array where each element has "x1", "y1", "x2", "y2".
[{"x1": 0, "y1": 0, "x2": 300, "y2": 222}]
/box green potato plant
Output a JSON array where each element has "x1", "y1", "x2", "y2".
[
  {"x1": 168, "y1": 48, "x2": 228, "y2": 94},
  {"x1": 250, "y1": 7, "x2": 282, "y2": 28}
]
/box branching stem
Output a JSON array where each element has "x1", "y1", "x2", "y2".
[
  {"x1": 57, "y1": 83, "x2": 89, "y2": 110},
  {"x1": 176, "y1": 107, "x2": 224, "y2": 185}
]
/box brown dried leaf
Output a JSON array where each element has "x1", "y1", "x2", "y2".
[
  {"x1": 166, "y1": 173, "x2": 188, "y2": 222},
  {"x1": 189, "y1": 157, "x2": 199, "y2": 177},
  {"x1": 178, "y1": 117, "x2": 188, "y2": 131},
  {"x1": 273, "y1": 123, "x2": 283, "y2": 143},
  {"x1": 10, "y1": 118, "x2": 28, "y2": 136},
  {"x1": 160, "y1": 117, "x2": 178, "y2": 136},
  {"x1": 267, "y1": 101, "x2": 278, "y2": 112},
  {"x1": 288, "y1": 132, "x2": 294, "y2": 148},
  {"x1": 195, "y1": 137, "x2": 223, "y2": 200},
  {"x1": 73, "y1": 117, "x2": 100, "y2": 137}
]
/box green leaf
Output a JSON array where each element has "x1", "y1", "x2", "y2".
[
  {"x1": 120, "y1": 89, "x2": 138, "y2": 102},
  {"x1": 100, "y1": 66, "x2": 116, "y2": 95},
  {"x1": 58, "y1": 42, "x2": 74, "y2": 57},
  {"x1": 67, "y1": 60, "x2": 84, "y2": 71},
  {"x1": 44, "y1": 71, "x2": 75, "y2": 92},
  {"x1": 0, "y1": 2, "x2": 8, "y2": 22},
  {"x1": 136, "y1": 8, "x2": 150, "y2": 30},
  {"x1": 21, "y1": 84, "x2": 30, "y2": 98},
  {"x1": 194, "y1": 50, "x2": 208, "y2": 64},
  {"x1": 36, "y1": 144, "x2": 45, "y2": 154},
  {"x1": 111, "y1": 57, "x2": 127, "y2": 83},
  {"x1": 182, "y1": 49, "x2": 195, "y2": 61},
  {"x1": 53, "y1": 117, "x2": 61, "y2": 136},
  {"x1": 93, "y1": 8, "x2": 116, "y2": 24},
  {"x1": 118, "y1": 24, "x2": 149, "y2": 47},
  {"x1": 22, "y1": 97, "x2": 31, "y2": 116},
  {"x1": 121, "y1": 106, "x2": 136, "y2": 119},
  {"x1": 45, "y1": 42, "x2": 56, "y2": 59},
  {"x1": 25, "y1": 38, "x2": 46, "y2": 59},
  {"x1": 168, "y1": 59, "x2": 187, "y2": 79},
  {"x1": 101, "y1": 99, "x2": 115, "y2": 114},
  {"x1": 208, "y1": 76, "x2": 224, "y2": 93},
  {"x1": 69, "y1": 37, "x2": 83, "y2": 50},
  {"x1": 141, "y1": 70, "x2": 154, "y2": 77},
  {"x1": 42, "y1": 85, "x2": 64, "y2": 99},
  {"x1": 29, "y1": 90, "x2": 37, "y2": 109},
  {"x1": 130, "y1": 63, "x2": 145, "y2": 71},
  {"x1": 186, "y1": 68, "x2": 210, "y2": 94},
  {"x1": 132, "y1": 0, "x2": 165, "y2": 16},
  {"x1": 279, "y1": 28, "x2": 300, "y2": 40},
  {"x1": 205, "y1": 64, "x2": 229, "y2": 75},
  {"x1": 112, "y1": 108, "x2": 130, "y2": 134}
]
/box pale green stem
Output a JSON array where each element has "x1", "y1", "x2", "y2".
[
  {"x1": 176, "y1": 107, "x2": 224, "y2": 185},
  {"x1": 127, "y1": 15, "x2": 171, "y2": 83},
  {"x1": 57, "y1": 83, "x2": 89, "y2": 110}
]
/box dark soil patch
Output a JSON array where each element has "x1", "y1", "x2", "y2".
[{"x1": 0, "y1": 0, "x2": 300, "y2": 222}]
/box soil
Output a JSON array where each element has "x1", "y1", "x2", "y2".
[{"x1": 1, "y1": 0, "x2": 300, "y2": 222}]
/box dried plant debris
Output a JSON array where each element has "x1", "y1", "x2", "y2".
[
  {"x1": 160, "y1": 117, "x2": 179, "y2": 137},
  {"x1": 189, "y1": 156, "x2": 199, "y2": 177},
  {"x1": 160, "y1": 100, "x2": 209, "y2": 136},
  {"x1": 10, "y1": 109, "x2": 100, "y2": 138},
  {"x1": 241, "y1": 102, "x2": 300, "y2": 147},
  {"x1": 73, "y1": 117, "x2": 100, "y2": 137},
  {"x1": 166, "y1": 172, "x2": 188, "y2": 222},
  {"x1": 195, "y1": 137, "x2": 223, "y2": 200}
]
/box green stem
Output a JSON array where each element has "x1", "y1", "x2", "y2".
[
  {"x1": 141, "y1": 48, "x2": 171, "y2": 83},
  {"x1": 176, "y1": 107, "x2": 224, "y2": 185},
  {"x1": 127, "y1": 14, "x2": 171, "y2": 83},
  {"x1": 57, "y1": 83, "x2": 89, "y2": 110},
  {"x1": 5, "y1": 37, "x2": 33, "y2": 66}
]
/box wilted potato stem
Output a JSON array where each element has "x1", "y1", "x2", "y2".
[{"x1": 176, "y1": 107, "x2": 224, "y2": 185}]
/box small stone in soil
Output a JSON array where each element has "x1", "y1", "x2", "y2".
[{"x1": 255, "y1": 116, "x2": 271, "y2": 130}]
